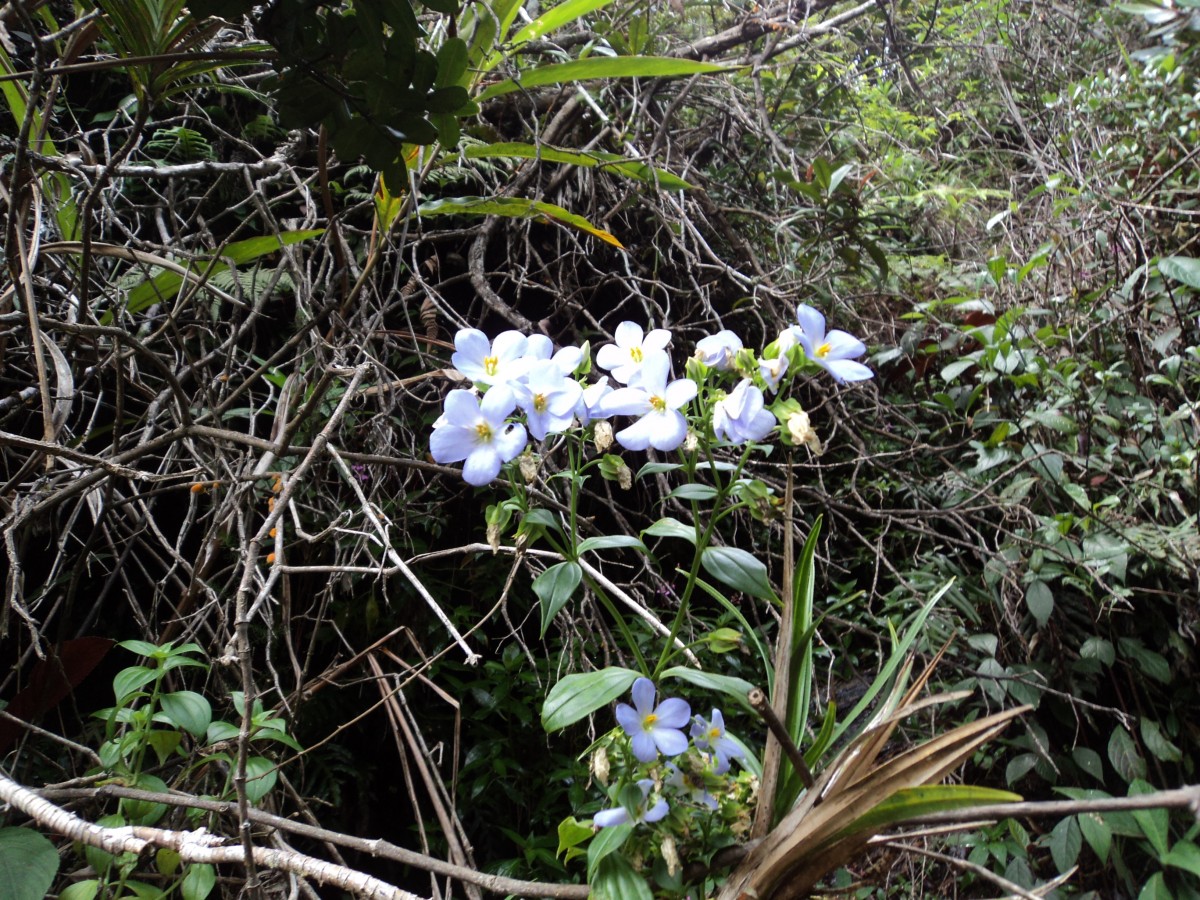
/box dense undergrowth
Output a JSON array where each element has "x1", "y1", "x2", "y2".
[{"x1": 1, "y1": 0, "x2": 1199, "y2": 897}]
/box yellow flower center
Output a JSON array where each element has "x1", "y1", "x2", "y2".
[
  {"x1": 533, "y1": 393, "x2": 548, "y2": 413},
  {"x1": 630, "y1": 347, "x2": 644, "y2": 363},
  {"x1": 475, "y1": 422, "x2": 493, "y2": 443},
  {"x1": 643, "y1": 713, "x2": 658, "y2": 728},
  {"x1": 816, "y1": 342, "x2": 832, "y2": 358},
  {"x1": 708, "y1": 727, "x2": 721, "y2": 742},
  {"x1": 650, "y1": 395, "x2": 666, "y2": 412},
  {"x1": 484, "y1": 354, "x2": 499, "y2": 376}
]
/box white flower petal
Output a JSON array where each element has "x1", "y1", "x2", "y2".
[{"x1": 430, "y1": 426, "x2": 475, "y2": 464}]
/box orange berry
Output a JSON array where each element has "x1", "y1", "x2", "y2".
[
  {"x1": 190, "y1": 483, "x2": 206, "y2": 494},
  {"x1": 266, "y1": 552, "x2": 276, "y2": 564}
]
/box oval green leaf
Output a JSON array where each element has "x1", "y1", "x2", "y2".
[
  {"x1": 700, "y1": 546, "x2": 775, "y2": 600},
  {"x1": 541, "y1": 667, "x2": 639, "y2": 732}
]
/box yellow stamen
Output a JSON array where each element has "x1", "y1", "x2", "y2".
[
  {"x1": 650, "y1": 395, "x2": 666, "y2": 412},
  {"x1": 475, "y1": 422, "x2": 493, "y2": 443},
  {"x1": 644, "y1": 713, "x2": 658, "y2": 727},
  {"x1": 484, "y1": 354, "x2": 499, "y2": 376},
  {"x1": 630, "y1": 346, "x2": 644, "y2": 363},
  {"x1": 816, "y1": 342, "x2": 832, "y2": 358},
  {"x1": 709, "y1": 728, "x2": 721, "y2": 741},
  {"x1": 533, "y1": 393, "x2": 548, "y2": 413}
]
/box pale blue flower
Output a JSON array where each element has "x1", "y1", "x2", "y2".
[
  {"x1": 694, "y1": 330, "x2": 743, "y2": 371},
  {"x1": 523, "y1": 335, "x2": 585, "y2": 376},
  {"x1": 515, "y1": 361, "x2": 583, "y2": 440},
  {"x1": 712, "y1": 379, "x2": 775, "y2": 444},
  {"x1": 594, "y1": 778, "x2": 669, "y2": 828},
  {"x1": 759, "y1": 354, "x2": 789, "y2": 393},
  {"x1": 786, "y1": 305, "x2": 873, "y2": 384},
  {"x1": 451, "y1": 329, "x2": 530, "y2": 387},
  {"x1": 690, "y1": 709, "x2": 743, "y2": 774},
  {"x1": 665, "y1": 762, "x2": 717, "y2": 810},
  {"x1": 594, "y1": 355, "x2": 696, "y2": 452},
  {"x1": 430, "y1": 386, "x2": 527, "y2": 485},
  {"x1": 575, "y1": 376, "x2": 614, "y2": 425},
  {"x1": 596, "y1": 321, "x2": 672, "y2": 385},
  {"x1": 615, "y1": 677, "x2": 691, "y2": 762}
]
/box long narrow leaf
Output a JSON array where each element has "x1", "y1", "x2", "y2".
[
  {"x1": 418, "y1": 195, "x2": 624, "y2": 248},
  {"x1": 508, "y1": 0, "x2": 616, "y2": 50},
  {"x1": 463, "y1": 142, "x2": 693, "y2": 190},
  {"x1": 476, "y1": 57, "x2": 733, "y2": 101}
]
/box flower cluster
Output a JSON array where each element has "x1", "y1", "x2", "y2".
[
  {"x1": 592, "y1": 677, "x2": 745, "y2": 828},
  {"x1": 430, "y1": 306, "x2": 871, "y2": 484}
]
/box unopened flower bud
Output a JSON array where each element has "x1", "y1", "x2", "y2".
[
  {"x1": 591, "y1": 747, "x2": 610, "y2": 784},
  {"x1": 787, "y1": 410, "x2": 823, "y2": 454},
  {"x1": 593, "y1": 421, "x2": 614, "y2": 453},
  {"x1": 660, "y1": 834, "x2": 680, "y2": 876}
]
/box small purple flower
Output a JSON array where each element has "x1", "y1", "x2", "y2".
[
  {"x1": 351, "y1": 463, "x2": 371, "y2": 483},
  {"x1": 616, "y1": 677, "x2": 691, "y2": 762},
  {"x1": 665, "y1": 763, "x2": 717, "y2": 810},
  {"x1": 594, "y1": 779, "x2": 669, "y2": 828},
  {"x1": 759, "y1": 354, "x2": 789, "y2": 393},
  {"x1": 691, "y1": 709, "x2": 744, "y2": 774},
  {"x1": 784, "y1": 305, "x2": 873, "y2": 384}
]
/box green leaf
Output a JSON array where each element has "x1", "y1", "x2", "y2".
[
  {"x1": 590, "y1": 845, "x2": 651, "y2": 899},
  {"x1": 1158, "y1": 256, "x2": 1200, "y2": 289},
  {"x1": 476, "y1": 57, "x2": 733, "y2": 101},
  {"x1": 418, "y1": 195, "x2": 624, "y2": 248},
  {"x1": 1079, "y1": 636, "x2": 1115, "y2": 666},
  {"x1": 1139, "y1": 719, "x2": 1182, "y2": 762},
  {"x1": 668, "y1": 483, "x2": 719, "y2": 501},
  {"x1": 636, "y1": 462, "x2": 682, "y2": 477},
  {"x1": 117, "y1": 639, "x2": 161, "y2": 658},
  {"x1": 1025, "y1": 580, "x2": 1053, "y2": 626},
  {"x1": 586, "y1": 823, "x2": 633, "y2": 883},
  {"x1": 1137, "y1": 872, "x2": 1173, "y2": 900},
  {"x1": 113, "y1": 665, "x2": 157, "y2": 704},
  {"x1": 181, "y1": 863, "x2": 216, "y2": 900},
  {"x1": 1118, "y1": 638, "x2": 1171, "y2": 684},
  {"x1": 244, "y1": 756, "x2": 278, "y2": 804},
  {"x1": 700, "y1": 546, "x2": 775, "y2": 601},
  {"x1": 1108, "y1": 727, "x2": 1146, "y2": 782},
  {"x1": 576, "y1": 535, "x2": 646, "y2": 554},
  {"x1": 556, "y1": 816, "x2": 593, "y2": 861},
  {"x1": 0, "y1": 827, "x2": 59, "y2": 900},
  {"x1": 534, "y1": 561, "x2": 583, "y2": 637},
  {"x1": 1048, "y1": 816, "x2": 1081, "y2": 873},
  {"x1": 1077, "y1": 812, "x2": 1112, "y2": 863},
  {"x1": 1072, "y1": 746, "x2": 1104, "y2": 781},
  {"x1": 509, "y1": 0, "x2": 616, "y2": 50},
  {"x1": 641, "y1": 517, "x2": 696, "y2": 544},
  {"x1": 158, "y1": 691, "x2": 213, "y2": 739},
  {"x1": 465, "y1": 142, "x2": 693, "y2": 190},
  {"x1": 1163, "y1": 841, "x2": 1200, "y2": 878},
  {"x1": 661, "y1": 667, "x2": 755, "y2": 711},
  {"x1": 205, "y1": 720, "x2": 240, "y2": 743},
  {"x1": 59, "y1": 880, "x2": 101, "y2": 900},
  {"x1": 845, "y1": 785, "x2": 1022, "y2": 835},
  {"x1": 541, "y1": 667, "x2": 639, "y2": 731}
]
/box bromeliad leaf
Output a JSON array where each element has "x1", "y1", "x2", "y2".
[
  {"x1": 463, "y1": 142, "x2": 693, "y2": 190},
  {"x1": 476, "y1": 57, "x2": 733, "y2": 101},
  {"x1": 418, "y1": 196, "x2": 625, "y2": 248},
  {"x1": 542, "y1": 666, "x2": 639, "y2": 731}
]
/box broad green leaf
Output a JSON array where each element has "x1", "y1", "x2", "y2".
[
  {"x1": 1107, "y1": 727, "x2": 1146, "y2": 782},
  {"x1": 113, "y1": 665, "x2": 157, "y2": 704},
  {"x1": 477, "y1": 57, "x2": 733, "y2": 101},
  {"x1": 541, "y1": 667, "x2": 639, "y2": 731},
  {"x1": 641, "y1": 517, "x2": 696, "y2": 544},
  {"x1": 1072, "y1": 746, "x2": 1104, "y2": 781},
  {"x1": 1077, "y1": 812, "x2": 1112, "y2": 863},
  {"x1": 1164, "y1": 841, "x2": 1200, "y2": 878},
  {"x1": 117, "y1": 639, "x2": 161, "y2": 658},
  {"x1": 1025, "y1": 580, "x2": 1053, "y2": 626},
  {"x1": 1158, "y1": 255, "x2": 1200, "y2": 289},
  {"x1": 587, "y1": 823, "x2": 633, "y2": 883},
  {"x1": 556, "y1": 816, "x2": 593, "y2": 861},
  {"x1": 122, "y1": 774, "x2": 169, "y2": 826},
  {"x1": 182, "y1": 863, "x2": 216, "y2": 900},
  {"x1": 206, "y1": 720, "x2": 240, "y2": 743},
  {"x1": 1137, "y1": 872, "x2": 1173, "y2": 900},
  {"x1": 668, "y1": 483, "x2": 719, "y2": 501},
  {"x1": 244, "y1": 756, "x2": 278, "y2": 804},
  {"x1": 577, "y1": 535, "x2": 646, "y2": 554},
  {"x1": 0, "y1": 827, "x2": 59, "y2": 900},
  {"x1": 701, "y1": 546, "x2": 775, "y2": 601},
  {"x1": 418, "y1": 195, "x2": 624, "y2": 248},
  {"x1": 1130, "y1": 780, "x2": 1170, "y2": 859},
  {"x1": 1139, "y1": 718, "x2": 1182, "y2": 762},
  {"x1": 1048, "y1": 816, "x2": 1081, "y2": 873},
  {"x1": 661, "y1": 667, "x2": 754, "y2": 711},
  {"x1": 636, "y1": 462, "x2": 682, "y2": 477},
  {"x1": 60, "y1": 881, "x2": 101, "y2": 900},
  {"x1": 590, "y1": 842, "x2": 651, "y2": 899},
  {"x1": 534, "y1": 561, "x2": 583, "y2": 637},
  {"x1": 158, "y1": 691, "x2": 213, "y2": 739}
]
